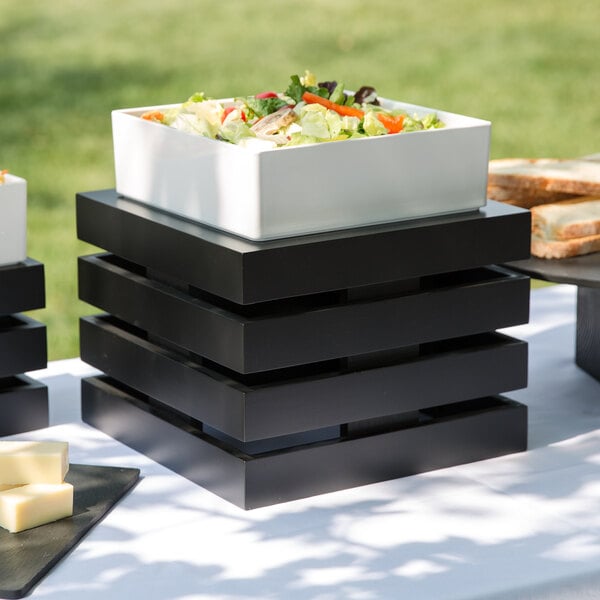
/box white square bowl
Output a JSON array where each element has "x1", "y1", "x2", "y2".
[
  {"x1": 0, "y1": 174, "x2": 27, "y2": 266},
  {"x1": 112, "y1": 98, "x2": 490, "y2": 240}
]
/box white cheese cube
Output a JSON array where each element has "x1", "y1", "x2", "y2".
[
  {"x1": 0, "y1": 484, "x2": 21, "y2": 492},
  {"x1": 0, "y1": 441, "x2": 69, "y2": 485},
  {"x1": 0, "y1": 483, "x2": 74, "y2": 533}
]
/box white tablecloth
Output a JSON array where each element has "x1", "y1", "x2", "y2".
[{"x1": 11, "y1": 284, "x2": 600, "y2": 599}]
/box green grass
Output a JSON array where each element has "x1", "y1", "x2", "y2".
[
  {"x1": 2, "y1": 0, "x2": 599, "y2": 359},
  {"x1": 530, "y1": 279, "x2": 556, "y2": 289}
]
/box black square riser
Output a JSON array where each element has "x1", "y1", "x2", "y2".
[{"x1": 76, "y1": 191, "x2": 530, "y2": 509}]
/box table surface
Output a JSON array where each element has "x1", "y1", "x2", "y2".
[{"x1": 6, "y1": 284, "x2": 600, "y2": 600}]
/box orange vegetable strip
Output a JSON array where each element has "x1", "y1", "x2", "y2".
[
  {"x1": 301, "y1": 91, "x2": 364, "y2": 119},
  {"x1": 302, "y1": 91, "x2": 404, "y2": 133},
  {"x1": 376, "y1": 112, "x2": 404, "y2": 134},
  {"x1": 141, "y1": 110, "x2": 166, "y2": 123}
]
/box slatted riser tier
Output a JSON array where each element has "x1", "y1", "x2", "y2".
[
  {"x1": 83, "y1": 376, "x2": 527, "y2": 510},
  {"x1": 80, "y1": 315, "x2": 528, "y2": 442}
]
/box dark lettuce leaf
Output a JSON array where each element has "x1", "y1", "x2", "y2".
[
  {"x1": 284, "y1": 74, "x2": 378, "y2": 107},
  {"x1": 354, "y1": 86, "x2": 379, "y2": 106},
  {"x1": 318, "y1": 81, "x2": 337, "y2": 96}
]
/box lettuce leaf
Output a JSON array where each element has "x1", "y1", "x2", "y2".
[
  {"x1": 171, "y1": 113, "x2": 217, "y2": 138},
  {"x1": 284, "y1": 74, "x2": 329, "y2": 104},
  {"x1": 220, "y1": 118, "x2": 254, "y2": 144},
  {"x1": 244, "y1": 96, "x2": 289, "y2": 118},
  {"x1": 329, "y1": 82, "x2": 345, "y2": 105},
  {"x1": 363, "y1": 111, "x2": 387, "y2": 136},
  {"x1": 401, "y1": 112, "x2": 445, "y2": 132},
  {"x1": 300, "y1": 104, "x2": 331, "y2": 138}
]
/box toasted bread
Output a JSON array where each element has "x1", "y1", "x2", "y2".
[
  {"x1": 487, "y1": 183, "x2": 577, "y2": 208},
  {"x1": 531, "y1": 232, "x2": 600, "y2": 259},
  {"x1": 489, "y1": 158, "x2": 600, "y2": 196},
  {"x1": 531, "y1": 196, "x2": 600, "y2": 241}
]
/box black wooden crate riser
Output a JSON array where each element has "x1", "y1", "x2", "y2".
[
  {"x1": 76, "y1": 191, "x2": 531, "y2": 304},
  {"x1": 0, "y1": 259, "x2": 45, "y2": 315},
  {"x1": 0, "y1": 376, "x2": 49, "y2": 436},
  {"x1": 79, "y1": 253, "x2": 530, "y2": 374},
  {"x1": 81, "y1": 376, "x2": 528, "y2": 510},
  {"x1": 0, "y1": 316, "x2": 47, "y2": 378},
  {"x1": 76, "y1": 191, "x2": 530, "y2": 509},
  {"x1": 576, "y1": 287, "x2": 600, "y2": 381},
  {"x1": 80, "y1": 314, "x2": 528, "y2": 441}
]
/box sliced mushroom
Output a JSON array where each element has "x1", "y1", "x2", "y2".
[{"x1": 251, "y1": 105, "x2": 296, "y2": 137}]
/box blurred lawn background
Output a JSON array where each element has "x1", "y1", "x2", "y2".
[{"x1": 1, "y1": 0, "x2": 599, "y2": 360}]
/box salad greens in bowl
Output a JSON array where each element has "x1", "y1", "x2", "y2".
[
  {"x1": 112, "y1": 70, "x2": 489, "y2": 240},
  {"x1": 140, "y1": 71, "x2": 445, "y2": 150}
]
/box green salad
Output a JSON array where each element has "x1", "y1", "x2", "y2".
[{"x1": 141, "y1": 70, "x2": 445, "y2": 149}]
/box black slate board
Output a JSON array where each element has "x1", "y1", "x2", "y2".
[
  {"x1": 508, "y1": 253, "x2": 600, "y2": 288},
  {"x1": 0, "y1": 463, "x2": 140, "y2": 599}
]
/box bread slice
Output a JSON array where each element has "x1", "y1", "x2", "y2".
[
  {"x1": 531, "y1": 196, "x2": 600, "y2": 240},
  {"x1": 489, "y1": 158, "x2": 600, "y2": 196},
  {"x1": 487, "y1": 183, "x2": 577, "y2": 208},
  {"x1": 531, "y1": 232, "x2": 600, "y2": 259}
]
